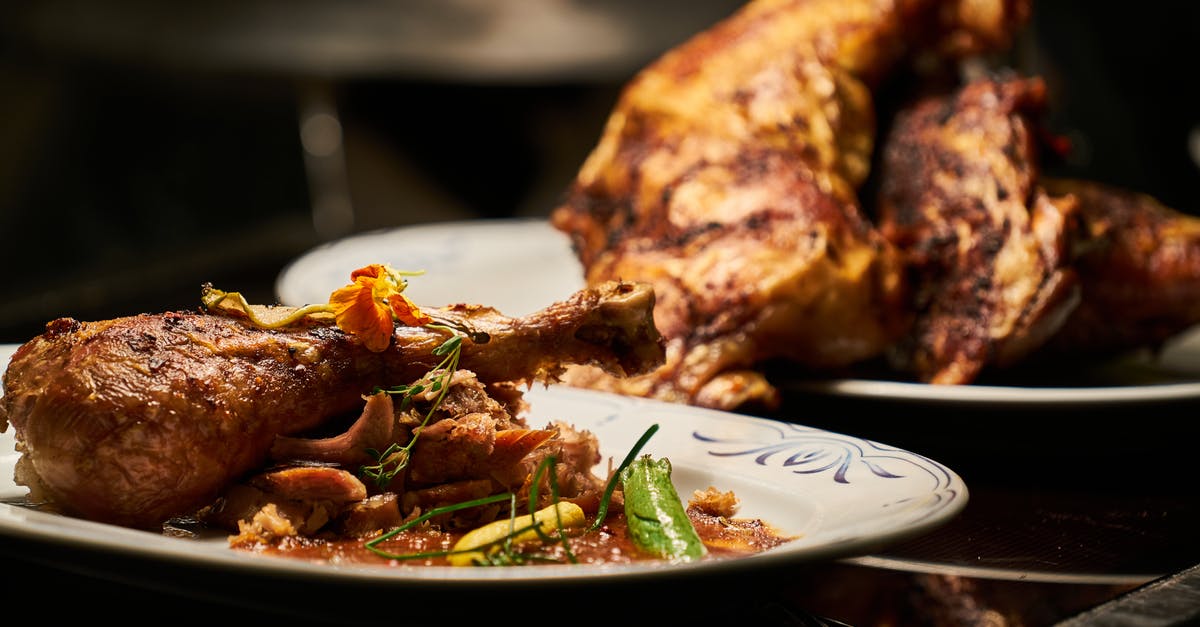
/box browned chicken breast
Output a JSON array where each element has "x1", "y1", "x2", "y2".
[
  {"x1": 874, "y1": 75, "x2": 1082, "y2": 384},
  {"x1": 551, "y1": 0, "x2": 1031, "y2": 409}
]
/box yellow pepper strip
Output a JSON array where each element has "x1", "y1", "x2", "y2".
[{"x1": 448, "y1": 502, "x2": 586, "y2": 566}]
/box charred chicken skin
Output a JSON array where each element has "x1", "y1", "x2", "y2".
[
  {"x1": 1038, "y1": 178, "x2": 1200, "y2": 359},
  {"x1": 875, "y1": 76, "x2": 1200, "y2": 382},
  {"x1": 0, "y1": 280, "x2": 664, "y2": 530},
  {"x1": 874, "y1": 75, "x2": 1082, "y2": 384},
  {"x1": 551, "y1": 0, "x2": 1031, "y2": 409}
]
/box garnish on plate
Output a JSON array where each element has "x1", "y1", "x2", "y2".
[
  {"x1": 204, "y1": 263, "x2": 488, "y2": 490},
  {"x1": 199, "y1": 266, "x2": 789, "y2": 566}
]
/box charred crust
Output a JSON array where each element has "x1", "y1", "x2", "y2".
[{"x1": 44, "y1": 317, "x2": 81, "y2": 336}]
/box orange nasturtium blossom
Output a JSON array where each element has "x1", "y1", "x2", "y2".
[{"x1": 329, "y1": 264, "x2": 433, "y2": 352}]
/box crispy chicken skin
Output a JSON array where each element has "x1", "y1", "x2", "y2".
[
  {"x1": 551, "y1": 0, "x2": 1031, "y2": 408},
  {"x1": 0, "y1": 281, "x2": 663, "y2": 529},
  {"x1": 1039, "y1": 178, "x2": 1200, "y2": 358},
  {"x1": 875, "y1": 75, "x2": 1082, "y2": 384}
]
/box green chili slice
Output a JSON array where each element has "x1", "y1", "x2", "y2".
[{"x1": 620, "y1": 455, "x2": 707, "y2": 562}]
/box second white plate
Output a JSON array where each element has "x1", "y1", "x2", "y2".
[
  {"x1": 275, "y1": 218, "x2": 1200, "y2": 407},
  {"x1": 276, "y1": 218, "x2": 583, "y2": 318}
]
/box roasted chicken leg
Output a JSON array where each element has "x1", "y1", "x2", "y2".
[
  {"x1": 551, "y1": 0, "x2": 1031, "y2": 410},
  {"x1": 0, "y1": 280, "x2": 663, "y2": 529}
]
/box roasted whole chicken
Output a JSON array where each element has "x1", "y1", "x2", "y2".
[
  {"x1": 552, "y1": 0, "x2": 1199, "y2": 405},
  {"x1": 551, "y1": 0, "x2": 1033, "y2": 409},
  {"x1": 0, "y1": 280, "x2": 664, "y2": 530}
]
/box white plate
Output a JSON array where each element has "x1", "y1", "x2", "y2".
[
  {"x1": 277, "y1": 218, "x2": 1200, "y2": 407},
  {"x1": 785, "y1": 317, "x2": 1200, "y2": 406},
  {"x1": 0, "y1": 342, "x2": 965, "y2": 585},
  {"x1": 276, "y1": 218, "x2": 583, "y2": 318}
]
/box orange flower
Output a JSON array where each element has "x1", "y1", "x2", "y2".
[{"x1": 329, "y1": 264, "x2": 432, "y2": 352}]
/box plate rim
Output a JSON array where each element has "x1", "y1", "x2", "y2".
[
  {"x1": 274, "y1": 216, "x2": 575, "y2": 311},
  {"x1": 786, "y1": 376, "x2": 1200, "y2": 406}
]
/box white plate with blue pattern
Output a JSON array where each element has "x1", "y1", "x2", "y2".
[{"x1": 0, "y1": 342, "x2": 965, "y2": 584}]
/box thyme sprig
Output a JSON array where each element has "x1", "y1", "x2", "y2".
[{"x1": 360, "y1": 324, "x2": 472, "y2": 489}]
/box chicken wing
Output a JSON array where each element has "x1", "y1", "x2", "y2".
[{"x1": 874, "y1": 75, "x2": 1081, "y2": 384}]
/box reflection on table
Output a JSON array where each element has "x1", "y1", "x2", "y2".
[{"x1": 2, "y1": 379, "x2": 1197, "y2": 626}]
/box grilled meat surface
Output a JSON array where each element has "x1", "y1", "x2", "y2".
[
  {"x1": 875, "y1": 77, "x2": 1200, "y2": 382},
  {"x1": 551, "y1": 0, "x2": 1031, "y2": 409},
  {"x1": 1039, "y1": 178, "x2": 1200, "y2": 358},
  {"x1": 874, "y1": 75, "x2": 1082, "y2": 384},
  {"x1": 0, "y1": 280, "x2": 663, "y2": 529}
]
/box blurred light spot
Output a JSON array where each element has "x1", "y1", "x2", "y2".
[{"x1": 301, "y1": 112, "x2": 343, "y2": 158}]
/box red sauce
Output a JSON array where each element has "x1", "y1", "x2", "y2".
[{"x1": 247, "y1": 509, "x2": 795, "y2": 567}]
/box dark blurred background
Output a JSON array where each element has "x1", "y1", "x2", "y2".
[{"x1": 0, "y1": 0, "x2": 1196, "y2": 345}]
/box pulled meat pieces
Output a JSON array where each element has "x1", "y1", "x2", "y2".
[
  {"x1": 269, "y1": 392, "x2": 396, "y2": 467},
  {"x1": 202, "y1": 367, "x2": 608, "y2": 545}
]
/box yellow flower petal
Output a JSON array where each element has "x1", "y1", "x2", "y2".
[
  {"x1": 330, "y1": 276, "x2": 394, "y2": 352},
  {"x1": 349, "y1": 264, "x2": 387, "y2": 282},
  {"x1": 325, "y1": 264, "x2": 430, "y2": 351},
  {"x1": 388, "y1": 293, "x2": 432, "y2": 326}
]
